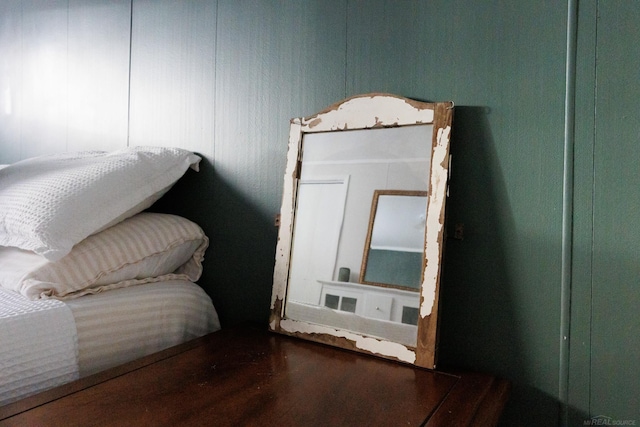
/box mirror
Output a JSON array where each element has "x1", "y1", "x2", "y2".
[{"x1": 270, "y1": 93, "x2": 453, "y2": 368}]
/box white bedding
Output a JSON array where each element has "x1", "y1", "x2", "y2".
[
  {"x1": 0, "y1": 280, "x2": 220, "y2": 406},
  {"x1": 0, "y1": 287, "x2": 79, "y2": 406},
  {"x1": 0, "y1": 150, "x2": 218, "y2": 407},
  {"x1": 66, "y1": 280, "x2": 220, "y2": 377}
]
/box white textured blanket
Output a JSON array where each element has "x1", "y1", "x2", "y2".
[{"x1": 0, "y1": 287, "x2": 79, "y2": 406}]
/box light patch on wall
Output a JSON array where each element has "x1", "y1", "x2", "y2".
[
  {"x1": 25, "y1": 45, "x2": 67, "y2": 130},
  {"x1": 24, "y1": 43, "x2": 116, "y2": 140},
  {"x1": 3, "y1": 87, "x2": 10, "y2": 115},
  {"x1": 30, "y1": 46, "x2": 66, "y2": 104},
  {"x1": 67, "y1": 52, "x2": 97, "y2": 136}
]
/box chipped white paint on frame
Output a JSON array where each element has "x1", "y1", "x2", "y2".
[
  {"x1": 278, "y1": 318, "x2": 417, "y2": 364},
  {"x1": 300, "y1": 94, "x2": 435, "y2": 132},
  {"x1": 421, "y1": 125, "x2": 451, "y2": 318},
  {"x1": 271, "y1": 122, "x2": 302, "y2": 308}
]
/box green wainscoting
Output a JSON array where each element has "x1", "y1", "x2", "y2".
[{"x1": 587, "y1": 1, "x2": 640, "y2": 421}]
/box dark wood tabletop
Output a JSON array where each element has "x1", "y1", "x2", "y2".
[{"x1": 0, "y1": 325, "x2": 509, "y2": 426}]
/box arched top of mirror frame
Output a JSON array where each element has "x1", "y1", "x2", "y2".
[{"x1": 269, "y1": 93, "x2": 453, "y2": 369}]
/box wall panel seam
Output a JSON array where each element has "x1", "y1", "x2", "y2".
[
  {"x1": 587, "y1": 0, "x2": 600, "y2": 416},
  {"x1": 560, "y1": 0, "x2": 579, "y2": 424}
]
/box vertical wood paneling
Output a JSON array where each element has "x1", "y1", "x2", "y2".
[
  {"x1": 215, "y1": 0, "x2": 346, "y2": 211},
  {"x1": 126, "y1": 0, "x2": 218, "y2": 328},
  {"x1": 128, "y1": 0, "x2": 216, "y2": 155},
  {"x1": 19, "y1": 0, "x2": 69, "y2": 158},
  {"x1": 211, "y1": 0, "x2": 347, "y2": 324},
  {"x1": 0, "y1": 1, "x2": 22, "y2": 163},
  {"x1": 570, "y1": 0, "x2": 597, "y2": 421},
  {"x1": 448, "y1": 4, "x2": 565, "y2": 423},
  {"x1": 66, "y1": 0, "x2": 130, "y2": 151},
  {"x1": 346, "y1": 0, "x2": 452, "y2": 98},
  {"x1": 590, "y1": 0, "x2": 640, "y2": 419}
]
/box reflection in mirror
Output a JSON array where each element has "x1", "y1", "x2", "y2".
[
  {"x1": 360, "y1": 190, "x2": 428, "y2": 291},
  {"x1": 270, "y1": 94, "x2": 453, "y2": 368},
  {"x1": 283, "y1": 126, "x2": 431, "y2": 347}
]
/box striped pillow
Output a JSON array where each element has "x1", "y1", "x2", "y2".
[{"x1": 0, "y1": 213, "x2": 208, "y2": 300}]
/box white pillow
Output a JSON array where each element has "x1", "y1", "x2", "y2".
[
  {"x1": 0, "y1": 147, "x2": 200, "y2": 261},
  {"x1": 0, "y1": 212, "x2": 208, "y2": 300}
]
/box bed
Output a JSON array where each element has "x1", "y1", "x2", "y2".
[{"x1": 0, "y1": 147, "x2": 221, "y2": 406}]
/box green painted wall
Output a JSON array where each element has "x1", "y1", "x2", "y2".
[
  {"x1": 572, "y1": 1, "x2": 640, "y2": 422},
  {"x1": 0, "y1": 1, "x2": 637, "y2": 424}
]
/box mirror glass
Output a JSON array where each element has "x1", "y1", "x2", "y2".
[
  {"x1": 283, "y1": 127, "x2": 430, "y2": 347},
  {"x1": 270, "y1": 94, "x2": 453, "y2": 368}
]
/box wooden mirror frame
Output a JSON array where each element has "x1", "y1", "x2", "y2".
[{"x1": 269, "y1": 93, "x2": 453, "y2": 368}]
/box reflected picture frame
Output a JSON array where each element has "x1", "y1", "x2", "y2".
[
  {"x1": 269, "y1": 93, "x2": 453, "y2": 368},
  {"x1": 359, "y1": 189, "x2": 429, "y2": 292}
]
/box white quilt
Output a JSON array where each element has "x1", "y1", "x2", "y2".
[{"x1": 0, "y1": 287, "x2": 79, "y2": 406}]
